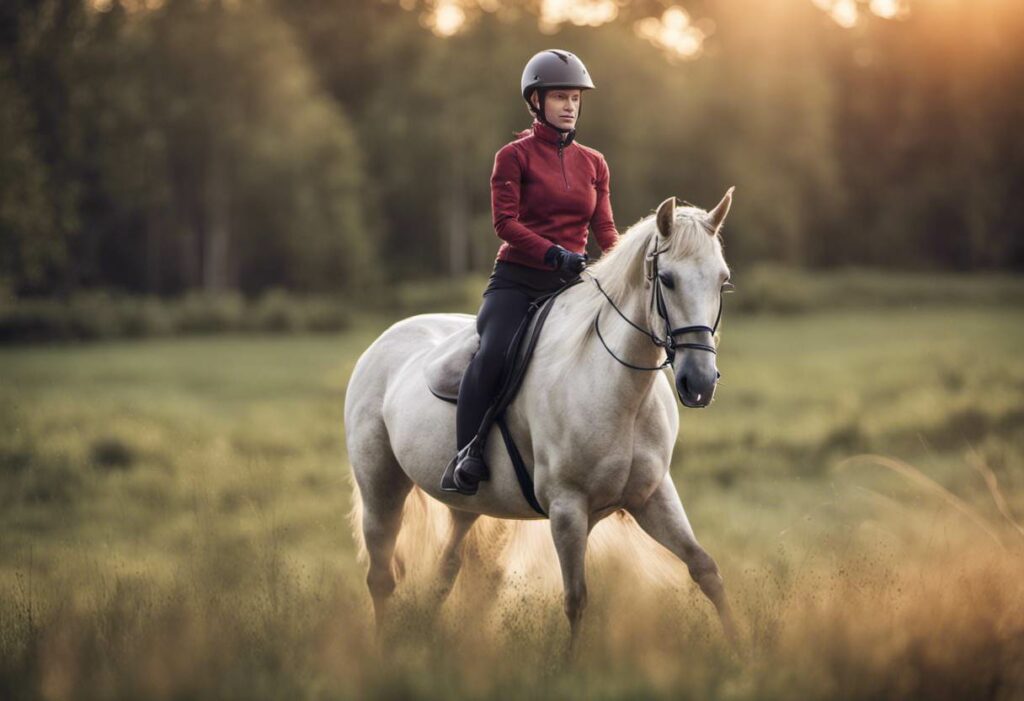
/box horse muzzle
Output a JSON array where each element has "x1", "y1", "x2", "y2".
[{"x1": 676, "y1": 368, "x2": 719, "y2": 408}]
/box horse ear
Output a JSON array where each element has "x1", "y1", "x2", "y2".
[
  {"x1": 707, "y1": 186, "x2": 735, "y2": 235},
  {"x1": 655, "y1": 196, "x2": 676, "y2": 238}
]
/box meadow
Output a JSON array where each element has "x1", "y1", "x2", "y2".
[{"x1": 1, "y1": 278, "x2": 1023, "y2": 700}]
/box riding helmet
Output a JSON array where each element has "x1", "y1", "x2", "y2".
[{"x1": 520, "y1": 49, "x2": 596, "y2": 115}]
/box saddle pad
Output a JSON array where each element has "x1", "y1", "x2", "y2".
[
  {"x1": 423, "y1": 321, "x2": 479, "y2": 401},
  {"x1": 422, "y1": 296, "x2": 547, "y2": 405}
]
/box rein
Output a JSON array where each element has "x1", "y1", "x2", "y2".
[{"x1": 589, "y1": 242, "x2": 724, "y2": 372}]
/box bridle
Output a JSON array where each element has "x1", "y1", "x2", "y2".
[{"x1": 589, "y1": 239, "x2": 726, "y2": 372}]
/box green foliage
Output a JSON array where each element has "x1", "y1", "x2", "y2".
[
  {"x1": 2, "y1": 0, "x2": 374, "y2": 296},
  {"x1": 728, "y1": 265, "x2": 1024, "y2": 314},
  {"x1": 0, "y1": 64, "x2": 65, "y2": 295},
  {"x1": 1, "y1": 0, "x2": 1022, "y2": 298},
  {"x1": 0, "y1": 291, "x2": 353, "y2": 342},
  {"x1": 1, "y1": 269, "x2": 1020, "y2": 343}
]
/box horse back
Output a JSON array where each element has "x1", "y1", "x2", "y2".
[{"x1": 345, "y1": 313, "x2": 474, "y2": 419}]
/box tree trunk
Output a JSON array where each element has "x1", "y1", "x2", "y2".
[{"x1": 202, "y1": 150, "x2": 231, "y2": 293}]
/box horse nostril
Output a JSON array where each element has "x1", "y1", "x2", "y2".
[{"x1": 716, "y1": 371, "x2": 721, "y2": 380}]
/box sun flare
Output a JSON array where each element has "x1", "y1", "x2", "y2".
[
  {"x1": 634, "y1": 6, "x2": 709, "y2": 61},
  {"x1": 813, "y1": 0, "x2": 911, "y2": 27}
]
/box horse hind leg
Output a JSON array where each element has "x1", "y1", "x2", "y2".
[
  {"x1": 627, "y1": 475, "x2": 740, "y2": 648},
  {"x1": 350, "y1": 422, "x2": 413, "y2": 633}
]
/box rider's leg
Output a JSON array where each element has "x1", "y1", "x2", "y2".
[
  {"x1": 452, "y1": 287, "x2": 532, "y2": 492},
  {"x1": 455, "y1": 287, "x2": 532, "y2": 451}
]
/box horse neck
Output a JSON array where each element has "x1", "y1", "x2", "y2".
[{"x1": 575, "y1": 275, "x2": 667, "y2": 409}]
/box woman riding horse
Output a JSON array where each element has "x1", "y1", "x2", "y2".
[{"x1": 449, "y1": 49, "x2": 621, "y2": 495}]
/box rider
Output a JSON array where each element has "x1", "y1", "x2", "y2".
[{"x1": 448, "y1": 49, "x2": 620, "y2": 495}]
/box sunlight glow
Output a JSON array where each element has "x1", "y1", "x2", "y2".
[
  {"x1": 634, "y1": 6, "x2": 708, "y2": 61},
  {"x1": 869, "y1": 0, "x2": 909, "y2": 20},
  {"x1": 539, "y1": 0, "x2": 619, "y2": 28},
  {"x1": 400, "y1": 1, "x2": 915, "y2": 44},
  {"x1": 404, "y1": 0, "x2": 625, "y2": 38},
  {"x1": 430, "y1": 1, "x2": 467, "y2": 36},
  {"x1": 832, "y1": 0, "x2": 859, "y2": 27},
  {"x1": 814, "y1": 0, "x2": 911, "y2": 27}
]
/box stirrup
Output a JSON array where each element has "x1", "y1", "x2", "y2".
[{"x1": 439, "y1": 438, "x2": 489, "y2": 495}]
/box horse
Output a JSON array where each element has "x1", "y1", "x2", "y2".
[{"x1": 343, "y1": 190, "x2": 739, "y2": 655}]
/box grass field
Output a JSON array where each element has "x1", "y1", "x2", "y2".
[{"x1": 1, "y1": 299, "x2": 1023, "y2": 700}]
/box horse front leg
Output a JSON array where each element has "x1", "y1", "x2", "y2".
[
  {"x1": 549, "y1": 494, "x2": 591, "y2": 660},
  {"x1": 434, "y1": 508, "x2": 479, "y2": 604},
  {"x1": 627, "y1": 475, "x2": 740, "y2": 648}
]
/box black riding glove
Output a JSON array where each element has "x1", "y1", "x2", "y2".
[{"x1": 544, "y1": 245, "x2": 587, "y2": 274}]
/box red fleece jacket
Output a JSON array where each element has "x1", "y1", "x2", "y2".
[{"x1": 491, "y1": 119, "x2": 620, "y2": 270}]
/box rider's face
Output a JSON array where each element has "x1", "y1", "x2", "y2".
[{"x1": 532, "y1": 89, "x2": 582, "y2": 130}]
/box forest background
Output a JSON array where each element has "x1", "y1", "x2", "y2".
[{"x1": 2, "y1": 0, "x2": 1022, "y2": 310}]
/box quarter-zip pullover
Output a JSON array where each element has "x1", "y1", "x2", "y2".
[{"x1": 491, "y1": 119, "x2": 619, "y2": 270}]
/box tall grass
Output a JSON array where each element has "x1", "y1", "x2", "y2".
[
  {"x1": 1, "y1": 506, "x2": 1021, "y2": 700},
  {"x1": 0, "y1": 302, "x2": 1022, "y2": 699}
]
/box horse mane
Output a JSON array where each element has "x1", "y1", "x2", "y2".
[{"x1": 551, "y1": 205, "x2": 721, "y2": 368}]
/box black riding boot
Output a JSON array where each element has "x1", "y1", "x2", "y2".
[{"x1": 451, "y1": 436, "x2": 489, "y2": 495}]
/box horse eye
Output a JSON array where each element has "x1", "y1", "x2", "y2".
[
  {"x1": 722, "y1": 281, "x2": 735, "y2": 293},
  {"x1": 658, "y1": 272, "x2": 675, "y2": 289}
]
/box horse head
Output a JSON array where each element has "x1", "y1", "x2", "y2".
[{"x1": 647, "y1": 188, "x2": 734, "y2": 408}]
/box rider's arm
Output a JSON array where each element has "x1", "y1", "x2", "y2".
[
  {"x1": 590, "y1": 155, "x2": 619, "y2": 252},
  {"x1": 491, "y1": 145, "x2": 555, "y2": 265}
]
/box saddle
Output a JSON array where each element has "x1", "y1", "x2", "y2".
[
  {"x1": 422, "y1": 322, "x2": 478, "y2": 401},
  {"x1": 424, "y1": 277, "x2": 584, "y2": 516}
]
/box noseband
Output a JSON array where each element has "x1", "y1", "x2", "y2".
[{"x1": 590, "y1": 242, "x2": 724, "y2": 372}]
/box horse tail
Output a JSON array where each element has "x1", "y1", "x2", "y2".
[
  {"x1": 351, "y1": 481, "x2": 689, "y2": 598},
  {"x1": 347, "y1": 471, "x2": 368, "y2": 566},
  {"x1": 392, "y1": 487, "x2": 450, "y2": 583},
  {"x1": 588, "y1": 510, "x2": 690, "y2": 588}
]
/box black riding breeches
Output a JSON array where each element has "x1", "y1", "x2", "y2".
[{"x1": 455, "y1": 261, "x2": 572, "y2": 451}]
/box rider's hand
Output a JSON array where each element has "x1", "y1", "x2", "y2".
[{"x1": 544, "y1": 245, "x2": 587, "y2": 274}]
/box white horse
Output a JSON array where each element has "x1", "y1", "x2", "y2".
[{"x1": 344, "y1": 190, "x2": 738, "y2": 654}]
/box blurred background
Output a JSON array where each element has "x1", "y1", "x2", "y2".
[
  {"x1": 2, "y1": 0, "x2": 1023, "y2": 305},
  {"x1": 1, "y1": 2, "x2": 1023, "y2": 699}
]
